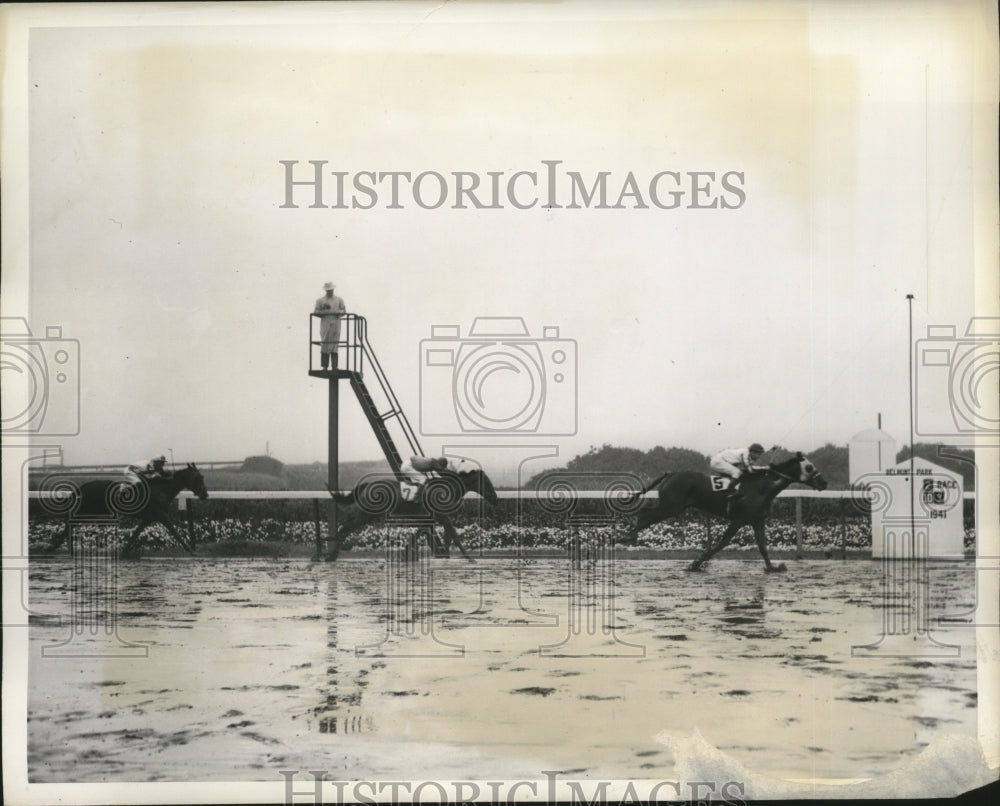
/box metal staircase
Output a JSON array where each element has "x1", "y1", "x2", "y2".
[{"x1": 309, "y1": 313, "x2": 422, "y2": 476}]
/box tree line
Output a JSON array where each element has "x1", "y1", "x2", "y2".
[
  {"x1": 217, "y1": 444, "x2": 977, "y2": 492},
  {"x1": 524, "y1": 442, "x2": 976, "y2": 490}
]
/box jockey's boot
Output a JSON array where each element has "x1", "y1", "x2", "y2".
[{"x1": 320, "y1": 353, "x2": 329, "y2": 370}]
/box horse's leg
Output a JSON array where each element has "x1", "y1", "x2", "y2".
[
  {"x1": 161, "y1": 518, "x2": 195, "y2": 555},
  {"x1": 121, "y1": 521, "x2": 149, "y2": 559},
  {"x1": 406, "y1": 530, "x2": 421, "y2": 562},
  {"x1": 424, "y1": 524, "x2": 443, "y2": 558},
  {"x1": 439, "y1": 516, "x2": 472, "y2": 562},
  {"x1": 45, "y1": 518, "x2": 69, "y2": 554},
  {"x1": 619, "y1": 507, "x2": 662, "y2": 545},
  {"x1": 328, "y1": 511, "x2": 371, "y2": 560},
  {"x1": 688, "y1": 522, "x2": 741, "y2": 571},
  {"x1": 752, "y1": 521, "x2": 787, "y2": 572}
]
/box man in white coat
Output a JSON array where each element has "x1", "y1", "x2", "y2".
[{"x1": 314, "y1": 282, "x2": 346, "y2": 369}]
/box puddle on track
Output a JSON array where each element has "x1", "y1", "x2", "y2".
[{"x1": 26, "y1": 556, "x2": 979, "y2": 783}]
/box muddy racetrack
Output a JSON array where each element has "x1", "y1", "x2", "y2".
[{"x1": 28, "y1": 554, "x2": 978, "y2": 784}]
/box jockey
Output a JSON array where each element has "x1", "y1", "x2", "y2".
[
  {"x1": 399, "y1": 455, "x2": 448, "y2": 502},
  {"x1": 126, "y1": 456, "x2": 172, "y2": 483},
  {"x1": 709, "y1": 443, "x2": 766, "y2": 500}
]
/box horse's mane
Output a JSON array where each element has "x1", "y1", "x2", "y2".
[{"x1": 768, "y1": 451, "x2": 805, "y2": 473}]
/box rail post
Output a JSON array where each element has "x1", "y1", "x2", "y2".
[
  {"x1": 840, "y1": 498, "x2": 848, "y2": 560},
  {"x1": 186, "y1": 500, "x2": 197, "y2": 549},
  {"x1": 794, "y1": 498, "x2": 803, "y2": 558}
]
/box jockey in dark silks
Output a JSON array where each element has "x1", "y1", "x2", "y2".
[{"x1": 126, "y1": 455, "x2": 173, "y2": 483}]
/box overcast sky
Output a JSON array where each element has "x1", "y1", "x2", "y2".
[{"x1": 5, "y1": 1, "x2": 996, "y2": 478}]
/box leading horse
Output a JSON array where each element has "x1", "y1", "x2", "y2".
[
  {"x1": 327, "y1": 466, "x2": 499, "y2": 560},
  {"x1": 43, "y1": 464, "x2": 209, "y2": 559},
  {"x1": 616, "y1": 452, "x2": 827, "y2": 572}
]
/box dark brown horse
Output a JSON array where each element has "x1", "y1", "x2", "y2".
[
  {"x1": 616, "y1": 452, "x2": 827, "y2": 572},
  {"x1": 42, "y1": 464, "x2": 209, "y2": 558},
  {"x1": 328, "y1": 466, "x2": 499, "y2": 560}
]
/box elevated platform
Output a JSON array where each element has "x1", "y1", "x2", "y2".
[
  {"x1": 308, "y1": 313, "x2": 423, "y2": 476},
  {"x1": 308, "y1": 369, "x2": 356, "y2": 381}
]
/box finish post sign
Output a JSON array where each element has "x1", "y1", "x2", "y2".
[{"x1": 867, "y1": 457, "x2": 965, "y2": 560}]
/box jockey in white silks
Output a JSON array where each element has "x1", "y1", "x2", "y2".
[
  {"x1": 399, "y1": 456, "x2": 448, "y2": 502},
  {"x1": 709, "y1": 443, "x2": 766, "y2": 499}
]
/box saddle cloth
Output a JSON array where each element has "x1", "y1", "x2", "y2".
[{"x1": 710, "y1": 475, "x2": 733, "y2": 492}]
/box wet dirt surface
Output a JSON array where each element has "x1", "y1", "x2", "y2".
[{"x1": 26, "y1": 555, "x2": 979, "y2": 783}]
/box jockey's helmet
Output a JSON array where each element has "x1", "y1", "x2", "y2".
[{"x1": 749, "y1": 443, "x2": 764, "y2": 455}]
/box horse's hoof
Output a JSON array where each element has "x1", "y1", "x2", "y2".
[{"x1": 766, "y1": 563, "x2": 788, "y2": 573}]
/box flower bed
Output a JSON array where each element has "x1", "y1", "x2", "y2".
[{"x1": 27, "y1": 498, "x2": 976, "y2": 555}]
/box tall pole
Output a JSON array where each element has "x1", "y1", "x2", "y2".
[
  {"x1": 327, "y1": 374, "x2": 339, "y2": 560},
  {"x1": 907, "y1": 294, "x2": 915, "y2": 550}
]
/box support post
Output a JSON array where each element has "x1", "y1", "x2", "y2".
[
  {"x1": 794, "y1": 497, "x2": 803, "y2": 559},
  {"x1": 326, "y1": 375, "x2": 339, "y2": 560},
  {"x1": 313, "y1": 498, "x2": 322, "y2": 551}
]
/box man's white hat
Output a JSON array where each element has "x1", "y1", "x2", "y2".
[{"x1": 323, "y1": 281, "x2": 335, "y2": 290}]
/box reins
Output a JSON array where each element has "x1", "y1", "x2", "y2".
[
  {"x1": 762, "y1": 464, "x2": 822, "y2": 487},
  {"x1": 764, "y1": 467, "x2": 798, "y2": 483}
]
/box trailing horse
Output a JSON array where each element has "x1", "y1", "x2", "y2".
[
  {"x1": 327, "y1": 466, "x2": 499, "y2": 560},
  {"x1": 42, "y1": 464, "x2": 209, "y2": 559},
  {"x1": 616, "y1": 452, "x2": 827, "y2": 572}
]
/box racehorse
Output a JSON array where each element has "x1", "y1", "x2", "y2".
[
  {"x1": 616, "y1": 452, "x2": 827, "y2": 572},
  {"x1": 327, "y1": 466, "x2": 499, "y2": 560},
  {"x1": 44, "y1": 464, "x2": 209, "y2": 559}
]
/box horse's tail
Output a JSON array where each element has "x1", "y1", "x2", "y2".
[{"x1": 623, "y1": 470, "x2": 673, "y2": 503}]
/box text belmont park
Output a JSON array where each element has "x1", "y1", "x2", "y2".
[{"x1": 279, "y1": 160, "x2": 747, "y2": 211}]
